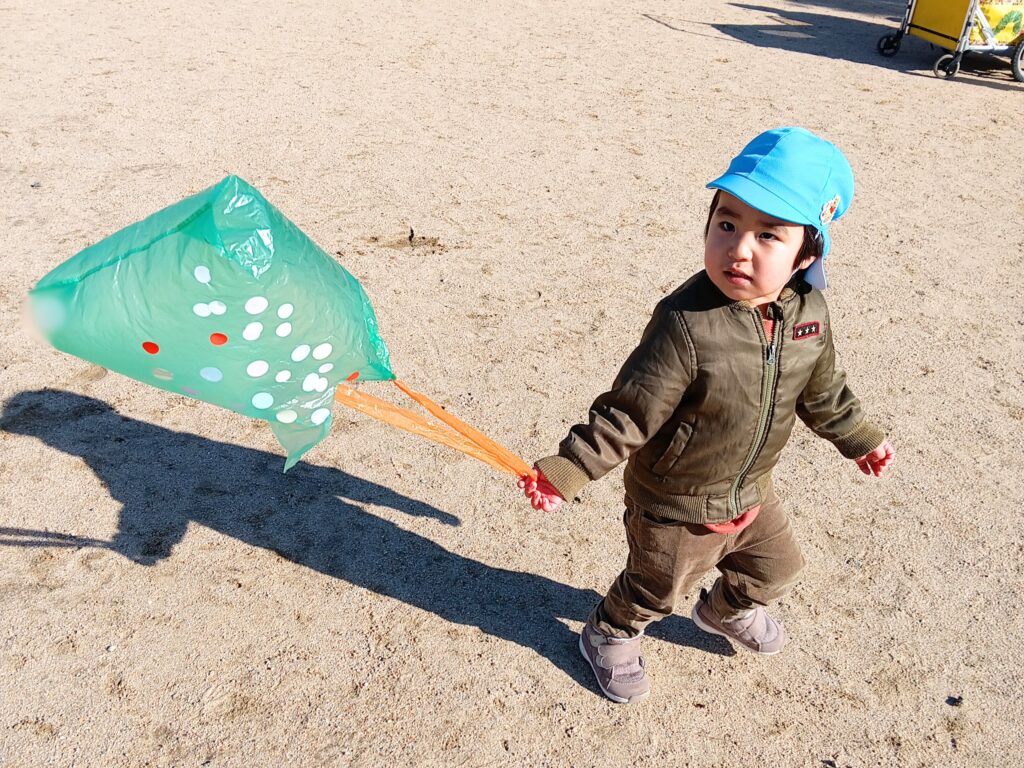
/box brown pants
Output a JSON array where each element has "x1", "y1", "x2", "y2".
[{"x1": 592, "y1": 484, "x2": 805, "y2": 638}]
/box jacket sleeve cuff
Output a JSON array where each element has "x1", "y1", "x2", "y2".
[
  {"x1": 832, "y1": 421, "x2": 886, "y2": 459},
  {"x1": 534, "y1": 455, "x2": 592, "y2": 502}
]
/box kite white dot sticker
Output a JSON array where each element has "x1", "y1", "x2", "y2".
[
  {"x1": 277, "y1": 303, "x2": 294, "y2": 319},
  {"x1": 275, "y1": 370, "x2": 291, "y2": 383},
  {"x1": 291, "y1": 344, "x2": 311, "y2": 362},
  {"x1": 302, "y1": 373, "x2": 320, "y2": 392},
  {"x1": 311, "y1": 408, "x2": 332, "y2": 426},
  {"x1": 247, "y1": 360, "x2": 269, "y2": 377},
  {"x1": 208, "y1": 300, "x2": 227, "y2": 316},
  {"x1": 194, "y1": 265, "x2": 211, "y2": 284},
  {"x1": 200, "y1": 367, "x2": 223, "y2": 382},
  {"x1": 312, "y1": 343, "x2": 332, "y2": 360},
  {"x1": 318, "y1": 363, "x2": 334, "y2": 374},
  {"x1": 193, "y1": 303, "x2": 212, "y2": 318},
  {"x1": 242, "y1": 322, "x2": 263, "y2": 341},
  {"x1": 251, "y1": 392, "x2": 274, "y2": 409},
  {"x1": 315, "y1": 377, "x2": 329, "y2": 393},
  {"x1": 276, "y1": 409, "x2": 298, "y2": 424},
  {"x1": 245, "y1": 296, "x2": 269, "y2": 314},
  {"x1": 276, "y1": 322, "x2": 292, "y2": 338}
]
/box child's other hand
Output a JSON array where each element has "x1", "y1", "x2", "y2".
[
  {"x1": 517, "y1": 468, "x2": 564, "y2": 512},
  {"x1": 854, "y1": 440, "x2": 895, "y2": 477}
]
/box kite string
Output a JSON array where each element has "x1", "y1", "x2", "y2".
[
  {"x1": 392, "y1": 380, "x2": 535, "y2": 479},
  {"x1": 333, "y1": 382, "x2": 536, "y2": 481}
]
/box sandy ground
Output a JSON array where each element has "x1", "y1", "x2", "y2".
[{"x1": 2, "y1": 0, "x2": 1023, "y2": 765}]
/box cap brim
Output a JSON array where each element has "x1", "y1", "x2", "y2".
[{"x1": 707, "y1": 173, "x2": 813, "y2": 229}]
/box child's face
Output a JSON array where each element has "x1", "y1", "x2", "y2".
[{"x1": 703, "y1": 192, "x2": 816, "y2": 307}]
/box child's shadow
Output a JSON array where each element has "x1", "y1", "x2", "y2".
[{"x1": 0, "y1": 389, "x2": 732, "y2": 692}]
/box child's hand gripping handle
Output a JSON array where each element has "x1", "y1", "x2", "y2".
[{"x1": 517, "y1": 468, "x2": 564, "y2": 513}]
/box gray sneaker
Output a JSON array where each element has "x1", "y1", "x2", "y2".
[
  {"x1": 578, "y1": 621, "x2": 650, "y2": 704},
  {"x1": 691, "y1": 588, "x2": 786, "y2": 655}
]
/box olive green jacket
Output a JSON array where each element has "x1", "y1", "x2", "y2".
[{"x1": 536, "y1": 271, "x2": 885, "y2": 524}]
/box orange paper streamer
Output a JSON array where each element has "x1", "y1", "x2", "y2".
[
  {"x1": 393, "y1": 380, "x2": 534, "y2": 479},
  {"x1": 334, "y1": 381, "x2": 535, "y2": 480}
]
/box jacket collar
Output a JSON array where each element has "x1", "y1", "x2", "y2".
[{"x1": 699, "y1": 270, "x2": 810, "y2": 312}]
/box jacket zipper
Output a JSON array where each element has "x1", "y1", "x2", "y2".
[{"x1": 728, "y1": 307, "x2": 782, "y2": 516}]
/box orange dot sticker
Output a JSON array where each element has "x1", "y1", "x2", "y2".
[
  {"x1": 142, "y1": 341, "x2": 160, "y2": 354},
  {"x1": 210, "y1": 333, "x2": 228, "y2": 346}
]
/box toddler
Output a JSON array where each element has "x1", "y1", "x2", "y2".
[{"x1": 519, "y1": 127, "x2": 894, "y2": 703}]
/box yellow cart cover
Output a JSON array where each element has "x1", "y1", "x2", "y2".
[
  {"x1": 971, "y1": 1, "x2": 1024, "y2": 44},
  {"x1": 909, "y1": 0, "x2": 973, "y2": 48}
]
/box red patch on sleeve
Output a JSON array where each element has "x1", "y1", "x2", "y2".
[{"x1": 793, "y1": 321, "x2": 821, "y2": 340}]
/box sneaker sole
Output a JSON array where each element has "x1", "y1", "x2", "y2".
[
  {"x1": 690, "y1": 604, "x2": 782, "y2": 656},
  {"x1": 577, "y1": 635, "x2": 650, "y2": 704}
]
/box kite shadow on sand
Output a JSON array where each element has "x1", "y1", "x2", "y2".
[{"x1": 0, "y1": 390, "x2": 733, "y2": 695}]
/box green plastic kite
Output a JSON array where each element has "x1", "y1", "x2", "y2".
[{"x1": 30, "y1": 176, "x2": 394, "y2": 469}]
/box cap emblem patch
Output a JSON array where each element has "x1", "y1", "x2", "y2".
[
  {"x1": 793, "y1": 321, "x2": 821, "y2": 340},
  {"x1": 820, "y1": 195, "x2": 840, "y2": 225}
]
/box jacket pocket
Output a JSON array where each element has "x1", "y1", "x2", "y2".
[{"x1": 651, "y1": 422, "x2": 693, "y2": 474}]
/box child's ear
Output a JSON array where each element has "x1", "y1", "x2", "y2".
[{"x1": 797, "y1": 254, "x2": 817, "y2": 272}]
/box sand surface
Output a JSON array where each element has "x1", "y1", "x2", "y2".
[{"x1": 2, "y1": 1, "x2": 1023, "y2": 765}]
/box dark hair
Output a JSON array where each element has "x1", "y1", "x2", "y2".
[{"x1": 704, "y1": 190, "x2": 824, "y2": 272}]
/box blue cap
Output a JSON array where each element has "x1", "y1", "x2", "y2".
[{"x1": 706, "y1": 127, "x2": 854, "y2": 290}]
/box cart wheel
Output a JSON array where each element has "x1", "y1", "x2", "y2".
[
  {"x1": 933, "y1": 53, "x2": 960, "y2": 79},
  {"x1": 877, "y1": 34, "x2": 901, "y2": 57},
  {"x1": 1012, "y1": 40, "x2": 1024, "y2": 83}
]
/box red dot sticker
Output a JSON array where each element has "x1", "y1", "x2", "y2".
[
  {"x1": 142, "y1": 341, "x2": 159, "y2": 355},
  {"x1": 346, "y1": 371, "x2": 360, "y2": 382},
  {"x1": 210, "y1": 333, "x2": 228, "y2": 346}
]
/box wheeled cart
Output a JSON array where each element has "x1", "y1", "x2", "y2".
[{"x1": 877, "y1": 0, "x2": 1024, "y2": 81}]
